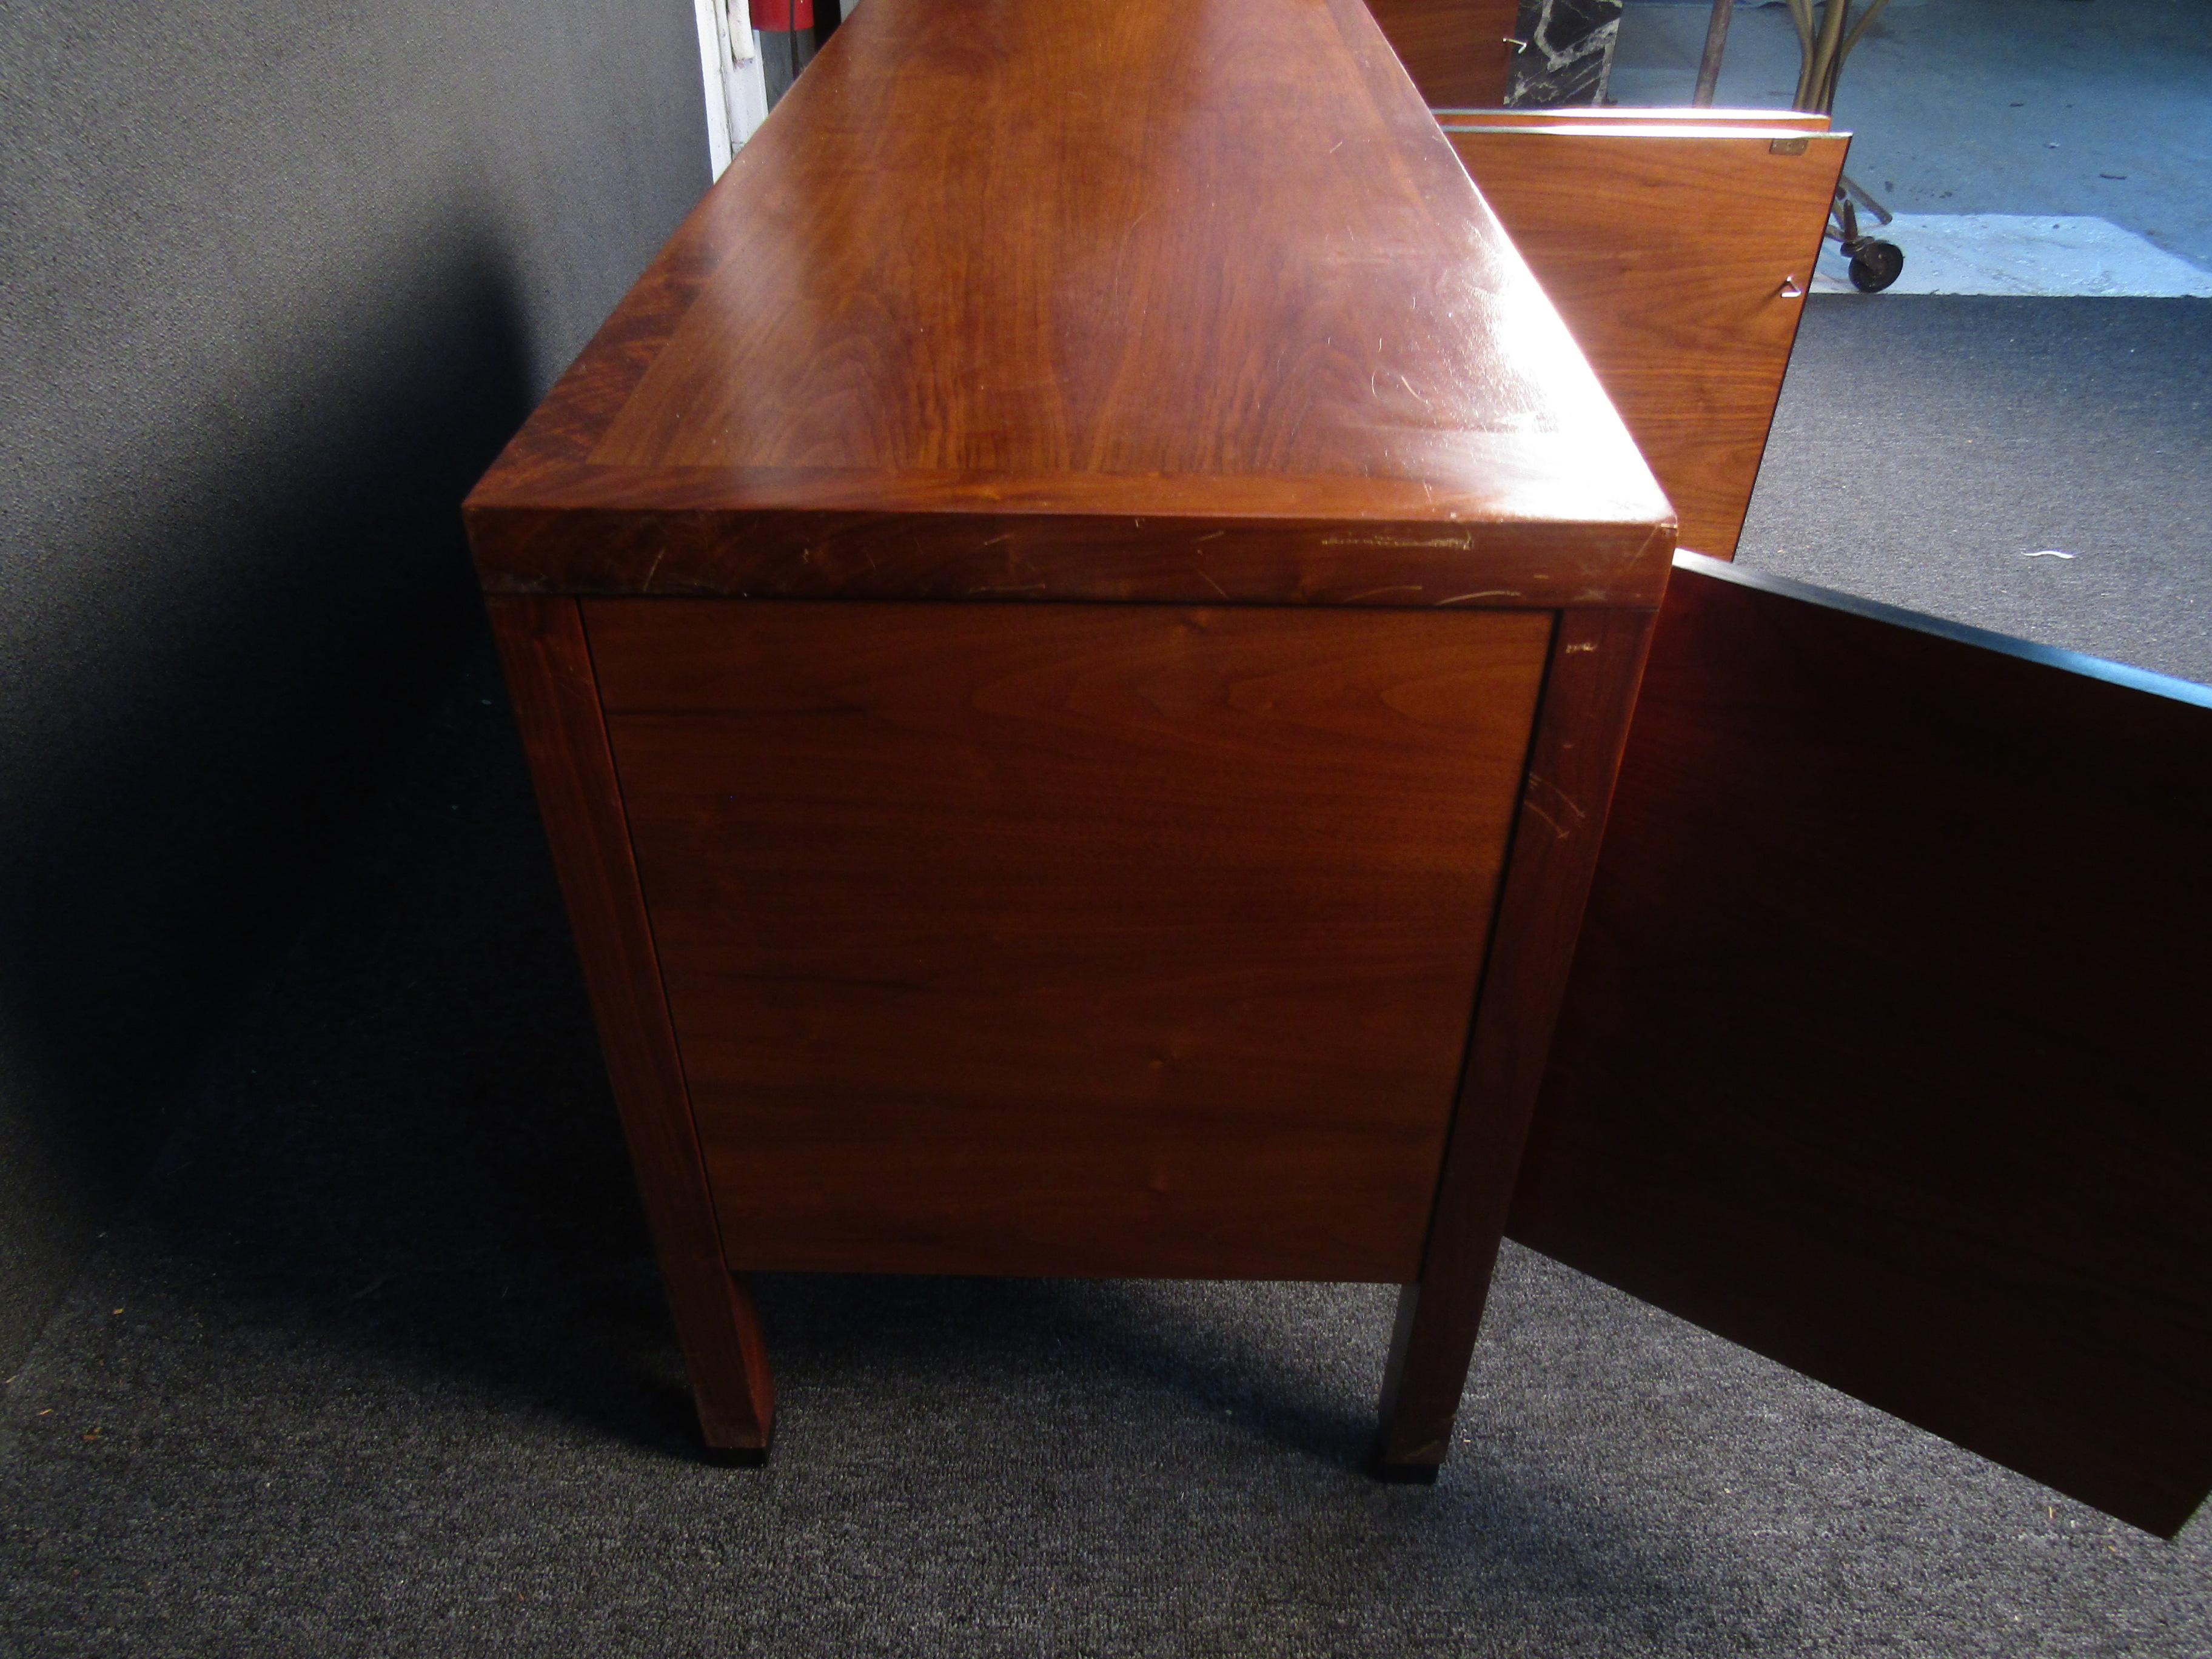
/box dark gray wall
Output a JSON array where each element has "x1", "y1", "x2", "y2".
[{"x1": 0, "y1": 1, "x2": 711, "y2": 1369}]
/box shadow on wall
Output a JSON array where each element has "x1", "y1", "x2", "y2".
[{"x1": 0, "y1": 221, "x2": 533, "y2": 1361}]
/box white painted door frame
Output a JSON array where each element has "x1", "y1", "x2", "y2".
[{"x1": 691, "y1": 0, "x2": 771, "y2": 176}]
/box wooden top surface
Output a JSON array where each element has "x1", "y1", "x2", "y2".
[{"x1": 466, "y1": 0, "x2": 1672, "y2": 607}]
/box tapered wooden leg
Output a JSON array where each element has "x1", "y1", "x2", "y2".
[
  {"x1": 680, "y1": 1270, "x2": 776, "y2": 1457},
  {"x1": 1374, "y1": 606, "x2": 1660, "y2": 1480},
  {"x1": 488, "y1": 595, "x2": 776, "y2": 1462},
  {"x1": 1375, "y1": 1284, "x2": 1466, "y2": 1478}
]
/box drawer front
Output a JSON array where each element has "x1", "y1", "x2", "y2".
[{"x1": 588, "y1": 599, "x2": 1550, "y2": 1281}]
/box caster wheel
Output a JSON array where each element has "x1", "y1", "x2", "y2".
[{"x1": 1848, "y1": 239, "x2": 1905, "y2": 293}]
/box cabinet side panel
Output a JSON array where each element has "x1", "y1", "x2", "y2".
[
  {"x1": 590, "y1": 599, "x2": 1551, "y2": 1281},
  {"x1": 486, "y1": 595, "x2": 774, "y2": 1450}
]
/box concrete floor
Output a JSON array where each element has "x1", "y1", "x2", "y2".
[{"x1": 1609, "y1": 0, "x2": 2212, "y2": 271}]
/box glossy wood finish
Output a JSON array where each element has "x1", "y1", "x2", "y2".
[
  {"x1": 486, "y1": 596, "x2": 775, "y2": 1454},
  {"x1": 589, "y1": 599, "x2": 1553, "y2": 1281},
  {"x1": 1375, "y1": 605, "x2": 1656, "y2": 1476},
  {"x1": 1513, "y1": 554, "x2": 2212, "y2": 1537},
  {"x1": 465, "y1": 0, "x2": 1672, "y2": 611},
  {"x1": 467, "y1": 0, "x2": 1674, "y2": 1480},
  {"x1": 1367, "y1": 0, "x2": 1519, "y2": 107},
  {"x1": 1443, "y1": 116, "x2": 1844, "y2": 557}
]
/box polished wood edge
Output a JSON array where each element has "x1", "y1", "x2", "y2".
[
  {"x1": 1439, "y1": 121, "x2": 1834, "y2": 141},
  {"x1": 465, "y1": 507, "x2": 1674, "y2": 610},
  {"x1": 465, "y1": 458, "x2": 1675, "y2": 523},
  {"x1": 475, "y1": 161, "x2": 754, "y2": 483},
  {"x1": 1432, "y1": 106, "x2": 1834, "y2": 133},
  {"x1": 484, "y1": 595, "x2": 776, "y2": 1452},
  {"x1": 1375, "y1": 602, "x2": 1662, "y2": 1472}
]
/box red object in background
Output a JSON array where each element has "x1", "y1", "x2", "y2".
[{"x1": 749, "y1": 0, "x2": 814, "y2": 30}]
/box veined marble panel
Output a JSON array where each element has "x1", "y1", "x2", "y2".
[{"x1": 1508, "y1": 0, "x2": 1622, "y2": 106}]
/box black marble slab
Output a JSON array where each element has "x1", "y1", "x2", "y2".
[{"x1": 1508, "y1": 0, "x2": 1622, "y2": 106}]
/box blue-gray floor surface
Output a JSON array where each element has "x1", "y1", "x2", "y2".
[
  {"x1": 2, "y1": 297, "x2": 2208, "y2": 1655},
  {"x1": 1611, "y1": 0, "x2": 2212, "y2": 271}
]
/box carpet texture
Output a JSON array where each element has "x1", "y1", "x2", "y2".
[
  {"x1": 1741, "y1": 296, "x2": 2212, "y2": 687},
  {"x1": 2, "y1": 297, "x2": 2208, "y2": 1656}
]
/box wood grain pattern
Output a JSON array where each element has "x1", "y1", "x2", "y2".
[
  {"x1": 1366, "y1": 0, "x2": 1519, "y2": 107},
  {"x1": 486, "y1": 597, "x2": 776, "y2": 1453},
  {"x1": 464, "y1": 0, "x2": 1672, "y2": 608},
  {"x1": 1375, "y1": 603, "x2": 1658, "y2": 1475},
  {"x1": 587, "y1": 599, "x2": 1553, "y2": 1281},
  {"x1": 465, "y1": 0, "x2": 1679, "y2": 1476},
  {"x1": 1443, "y1": 120, "x2": 1845, "y2": 558},
  {"x1": 1512, "y1": 554, "x2": 2212, "y2": 1537}
]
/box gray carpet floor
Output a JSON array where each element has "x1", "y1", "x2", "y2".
[
  {"x1": 1741, "y1": 297, "x2": 2212, "y2": 687},
  {"x1": 2, "y1": 297, "x2": 2208, "y2": 1657}
]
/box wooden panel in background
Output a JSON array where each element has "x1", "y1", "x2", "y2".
[
  {"x1": 1444, "y1": 121, "x2": 1844, "y2": 558},
  {"x1": 589, "y1": 599, "x2": 1554, "y2": 1282},
  {"x1": 1514, "y1": 554, "x2": 2212, "y2": 1538},
  {"x1": 1367, "y1": 0, "x2": 1519, "y2": 107},
  {"x1": 1435, "y1": 106, "x2": 1831, "y2": 130}
]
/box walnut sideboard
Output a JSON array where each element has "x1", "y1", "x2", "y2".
[{"x1": 466, "y1": 0, "x2": 2212, "y2": 1537}]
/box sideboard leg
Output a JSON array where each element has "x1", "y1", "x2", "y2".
[
  {"x1": 685, "y1": 1270, "x2": 776, "y2": 1460},
  {"x1": 1373, "y1": 605, "x2": 1661, "y2": 1481},
  {"x1": 488, "y1": 594, "x2": 777, "y2": 1461},
  {"x1": 1374, "y1": 1282, "x2": 1469, "y2": 1479}
]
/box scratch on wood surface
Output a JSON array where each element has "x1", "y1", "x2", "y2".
[
  {"x1": 1523, "y1": 798, "x2": 1572, "y2": 840},
  {"x1": 1346, "y1": 585, "x2": 1424, "y2": 602},
  {"x1": 968, "y1": 583, "x2": 1048, "y2": 595},
  {"x1": 1524, "y1": 774, "x2": 1589, "y2": 840},
  {"x1": 1195, "y1": 566, "x2": 1229, "y2": 599},
  {"x1": 1564, "y1": 641, "x2": 1597, "y2": 654},
  {"x1": 1435, "y1": 589, "x2": 1520, "y2": 605},
  {"x1": 1321, "y1": 532, "x2": 1474, "y2": 549},
  {"x1": 640, "y1": 548, "x2": 666, "y2": 592}
]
